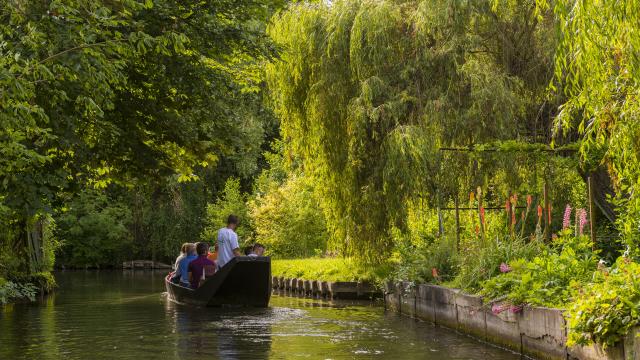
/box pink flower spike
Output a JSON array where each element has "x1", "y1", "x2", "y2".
[
  {"x1": 578, "y1": 208, "x2": 588, "y2": 235},
  {"x1": 563, "y1": 204, "x2": 572, "y2": 230},
  {"x1": 526, "y1": 195, "x2": 532, "y2": 207},
  {"x1": 499, "y1": 263, "x2": 511, "y2": 273}
]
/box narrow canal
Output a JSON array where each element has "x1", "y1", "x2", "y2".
[{"x1": 0, "y1": 272, "x2": 520, "y2": 359}]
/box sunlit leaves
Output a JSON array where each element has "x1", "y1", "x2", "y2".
[
  {"x1": 544, "y1": 0, "x2": 640, "y2": 247},
  {"x1": 267, "y1": 0, "x2": 555, "y2": 262}
]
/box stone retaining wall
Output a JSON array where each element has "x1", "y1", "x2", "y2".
[
  {"x1": 384, "y1": 282, "x2": 638, "y2": 360},
  {"x1": 270, "y1": 276, "x2": 381, "y2": 300}
]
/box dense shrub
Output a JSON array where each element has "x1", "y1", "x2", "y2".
[
  {"x1": 481, "y1": 235, "x2": 598, "y2": 308},
  {"x1": 56, "y1": 191, "x2": 132, "y2": 267},
  {"x1": 272, "y1": 258, "x2": 390, "y2": 283},
  {"x1": 453, "y1": 235, "x2": 544, "y2": 292},
  {"x1": 566, "y1": 258, "x2": 640, "y2": 348},
  {"x1": 250, "y1": 174, "x2": 327, "y2": 258},
  {"x1": 0, "y1": 277, "x2": 38, "y2": 304},
  {"x1": 202, "y1": 178, "x2": 253, "y2": 244},
  {"x1": 390, "y1": 228, "x2": 458, "y2": 283}
]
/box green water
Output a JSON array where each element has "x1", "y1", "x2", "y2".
[{"x1": 0, "y1": 271, "x2": 520, "y2": 359}]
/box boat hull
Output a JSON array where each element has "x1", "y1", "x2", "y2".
[{"x1": 165, "y1": 256, "x2": 271, "y2": 307}]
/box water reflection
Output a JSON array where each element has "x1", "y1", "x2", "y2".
[
  {"x1": 0, "y1": 271, "x2": 520, "y2": 360},
  {"x1": 167, "y1": 300, "x2": 273, "y2": 359}
]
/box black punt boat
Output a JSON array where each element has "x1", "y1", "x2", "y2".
[{"x1": 165, "y1": 256, "x2": 271, "y2": 307}]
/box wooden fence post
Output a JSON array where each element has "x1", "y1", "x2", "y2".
[
  {"x1": 588, "y1": 176, "x2": 596, "y2": 248},
  {"x1": 543, "y1": 181, "x2": 550, "y2": 241},
  {"x1": 477, "y1": 186, "x2": 485, "y2": 243},
  {"x1": 455, "y1": 194, "x2": 461, "y2": 251}
]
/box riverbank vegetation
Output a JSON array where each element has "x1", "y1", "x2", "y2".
[
  {"x1": 2, "y1": 0, "x2": 640, "y2": 351},
  {"x1": 272, "y1": 258, "x2": 389, "y2": 283}
]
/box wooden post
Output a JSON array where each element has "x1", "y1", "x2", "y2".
[
  {"x1": 437, "y1": 192, "x2": 444, "y2": 237},
  {"x1": 588, "y1": 176, "x2": 596, "y2": 248},
  {"x1": 543, "y1": 181, "x2": 550, "y2": 241},
  {"x1": 477, "y1": 186, "x2": 485, "y2": 243},
  {"x1": 454, "y1": 194, "x2": 461, "y2": 251}
]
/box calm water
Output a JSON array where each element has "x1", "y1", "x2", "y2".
[{"x1": 0, "y1": 271, "x2": 520, "y2": 359}]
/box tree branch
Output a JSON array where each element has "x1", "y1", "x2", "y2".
[{"x1": 17, "y1": 39, "x2": 125, "y2": 80}]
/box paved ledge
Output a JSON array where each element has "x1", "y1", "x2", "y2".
[{"x1": 384, "y1": 282, "x2": 635, "y2": 360}]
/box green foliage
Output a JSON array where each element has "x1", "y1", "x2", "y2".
[
  {"x1": 566, "y1": 258, "x2": 640, "y2": 348},
  {"x1": 55, "y1": 190, "x2": 132, "y2": 267},
  {"x1": 391, "y1": 230, "x2": 457, "y2": 284},
  {"x1": 545, "y1": 0, "x2": 640, "y2": 250},
  {"x1": 203, "y1": 178, "x2": 253, "y2": 243},
  {"x1": 250, "y1": 173, "x2": 327, "y2": 258},
  {"x1": 0, "y1": 277, "x2": 38, "y2": 305},
  {"x1": 450, "y1": 197, "x2": 545, "y2": 291},
  {"x1": 481, "y1": 234, "x2": 598, "y2": 308},
  {"x1": 267, "y1": 0, "x2": 558, "y2": 262},
  {"x1": 453, "y1": 235, "x2": 543, "y2": 292},
  {"x1": 0, "y1": 0, "x2": 285, "y2": 287},
  {"x1": 27, "y1": 271, "x2": 57, "y2": 293},
  {"x1": 388, "y1": 204, "x2": 458, "y2": 283},
  {"x1": 271, "y1": 258, "x2": 390, "y2": 283}
]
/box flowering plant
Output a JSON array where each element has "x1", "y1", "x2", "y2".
[
  {"x1": 563, "y1": 204, "x2": 572, "y2": 230},
  {"x1": 499, "y1": 262, "x2": 511, "y2": 273}
]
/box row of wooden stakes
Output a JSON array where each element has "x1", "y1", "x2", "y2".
[{"x1": 270, "y1": 276, "x2": 381, "y2": 300}]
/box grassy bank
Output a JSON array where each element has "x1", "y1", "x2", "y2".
[{"x1": 271, "y1": 258, "x2": 390, "y2": 283}]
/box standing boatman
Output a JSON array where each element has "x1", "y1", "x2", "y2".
[{"x1": 217, "y1": 214, "x2": 242, "y2": 268}]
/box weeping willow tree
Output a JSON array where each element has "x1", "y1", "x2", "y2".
[
  {"x1": 267, "y1": 0, "x2": 556, "y2": 262},
  {"x1": 545, "y1": 0, "x2": 640, "y2": 249}
]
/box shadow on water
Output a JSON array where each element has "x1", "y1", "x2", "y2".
[{"x1": 0, "y1": 271, "x2": 521, "y2": 360}]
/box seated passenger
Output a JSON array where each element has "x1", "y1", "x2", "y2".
[
  {"x1": 248, "y1": 243, "x2": 265, "y2": 257},
  {"x1": 207, "y1": 243, "x2": 219, "y2": 262},
  {"x1": 188, "y1": 242, "x2": 216, "y2": 289},
  {"x1": 177, "y1": 243, "x2": 197, "y2": 287},
  {"x1": 243, "y1": 245, "x2": 253, "y2": 256},
  {"x1": 172, "y1": 243, "x2": 195, "y2": 285}
]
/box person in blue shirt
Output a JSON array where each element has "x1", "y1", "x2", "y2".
[{"x1": 173, "y1": 243, "x2": 197, "y2": 287}]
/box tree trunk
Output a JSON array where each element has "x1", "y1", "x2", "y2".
[{"x1": 580, "y1": 166, "x2": 616, "y2": 224}]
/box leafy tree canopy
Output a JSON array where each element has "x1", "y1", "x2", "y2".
[
  {"x1": 544, "y1": 0, "x2": 640, "y2": 249},
  {"x1": 267, "y1": 0, "x2": 556, "y2": 262},
  {"x1": 0, "y1": 0, "x2": 284, "y2": 273}
]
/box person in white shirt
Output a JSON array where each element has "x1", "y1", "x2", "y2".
[{"x1": 217, "y1": 215, "x2": 242, "y2": 268}]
